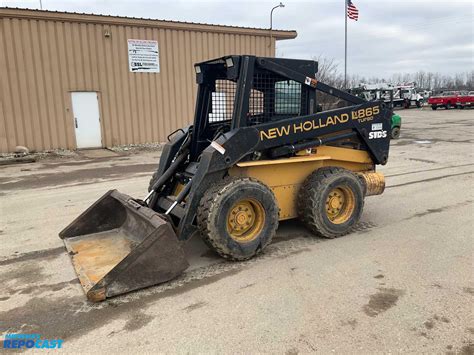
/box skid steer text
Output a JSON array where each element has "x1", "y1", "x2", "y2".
[
  {"x1": 369, "y1": 122, "x2": 387, "y2": 139},
  {"x1": 259, "y1": 105, "x2": 380, "y2": 141}
]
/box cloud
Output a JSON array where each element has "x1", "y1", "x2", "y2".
[{"x1": 2, "y1": 0, "x2": 473, "y2": 76}]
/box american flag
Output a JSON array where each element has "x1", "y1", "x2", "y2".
[{"x1": 347, "y1": 0, "x2": 359, "y2": 21}]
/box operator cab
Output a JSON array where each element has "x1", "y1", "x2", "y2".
[{"x1": 191, "y1": 55, "x2": 319, "y2": 160}]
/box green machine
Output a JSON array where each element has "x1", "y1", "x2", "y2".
[{"x1": 391, "y1": 113, "x2": 401, "y2": 139}]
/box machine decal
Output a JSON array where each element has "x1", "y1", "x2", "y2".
[
  {"x1": 369, "y1": 122, "x2": 387, "y2": 139},
  {"x1": 260, "y1": 105, "x2": 381, "y2": 141},
  {"x1": 351, "y1": 106, "x2": 379, "y2": 122},
  {"x1": 304, "y1": 76, "x2": 318, "y2": 88}
]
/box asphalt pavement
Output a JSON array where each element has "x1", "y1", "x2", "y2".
[{"x1": 0, "y1": 108, "x2": 473, "y2": 353}]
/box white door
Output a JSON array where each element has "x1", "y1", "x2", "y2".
[{"x1": 71, "y1": 92, "x2": 102, "y2": 149}]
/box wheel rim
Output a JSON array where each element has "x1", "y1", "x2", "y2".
[
  {"x1": 226, "y1": 198, "x2": 265, "y2": 242},
  {"x1": 325, "y1": 186, "x2": 356, "y2": 224}
]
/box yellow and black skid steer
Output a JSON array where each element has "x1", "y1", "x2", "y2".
[{"x1": 60, "y1": 55, "x2": 390, "y2": 301}]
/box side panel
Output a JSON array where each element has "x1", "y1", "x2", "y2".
[
  {"x1": 254, "y1": 101, "x2": 391, "y2": 165},
  {"x1": 229, "y1": 146, "x2": 373, "y2": 220}
]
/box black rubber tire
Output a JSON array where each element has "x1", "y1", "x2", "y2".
[
  {"x1": 416, "y1": 101, "x2": 422, "y2": 108},
  {"x1": 147, "y1": 169, "x2": 161, "y2": 192},
  {"x1": 197, "y1": 177, "x2": 279, "y2": 260},
  {"x1": 297, "y1": 167, "x2": 364, "y2": 239},
  {"x1": 431, "y1": 105, "x2": 437, "y2": 110},
  {"x1": 391, "y1": 126, "x2": 401, "y2": 139}
]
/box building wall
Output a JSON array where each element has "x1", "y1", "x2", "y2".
[{"x1": 0, "y1": 10, "x2": 295, "y2": 152}]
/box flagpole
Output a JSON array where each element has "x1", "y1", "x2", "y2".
[{"x1": 344, "y1": 0, "x2": 347, "y2": 89}]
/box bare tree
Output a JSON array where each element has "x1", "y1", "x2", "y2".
[
  {"x1": 426, "y1": 72, "x2": 434, "y2": 90},
  {"x1": 465, "y1": 71, "x2": 474, "y2": 89},
  {"x1": 311, "y1": 56, "x2": 345, "y2": 108},
  {"x1": 312, "y1": 55, "x2": 344, "y2": 88},
  {"x1": 414, "y1": 71, "x2": 426, "y2": 89},
  {"x1": 454, "y1": 73, "x2": 464, "y2": 88},
  {"x1": 432, "y1": 73, "x2": 442, "y2": 90}
]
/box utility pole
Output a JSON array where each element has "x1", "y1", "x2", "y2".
[
  {"x1": 269, "y1": 2, "x2": 285, "y2": 49},
  {"x1": 344, "y1": 0, "x2": 348, "y2": 89}
]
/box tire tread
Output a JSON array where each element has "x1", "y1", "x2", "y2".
[
  {"x1": 197, "y1": 177, "x2": 278, "y2": 261},
  {"x1": 297, "y1": 167, "x2": 363, "y2": 239}
]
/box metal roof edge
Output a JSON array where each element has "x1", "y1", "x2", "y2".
[{"x1": 0, "y1": 7, "x2": 297, "y2": 40}]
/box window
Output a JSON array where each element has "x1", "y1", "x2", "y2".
[
  {"x1": 249, "y1": 89, "x2": 264, "y2": 116},
  {"x1": 274, "y1": 80, "x2": 302, "y2": 115},
  {"x1": 208, "y1": 80, "x2": 236, "y2": 122}
]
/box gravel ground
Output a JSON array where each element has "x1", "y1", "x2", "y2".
[
  {"x1": 0, "y1": 142, "x2": 163, "y2": 164},
  {"x1": 0, "y1": 108, "x2": 473, "y2": 353}
]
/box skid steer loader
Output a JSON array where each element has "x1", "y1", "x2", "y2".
[{"x1": 60, "y1": 56, "x2": 390, "y2": 301}]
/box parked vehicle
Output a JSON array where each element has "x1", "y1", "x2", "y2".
[
  {"x1": 393, "y1": 85, "x2": 424, "y2": 108},
  {"x1": 428, "y1": 91, "x2": 459, "y2": 110},
  {"x1": 420, "y1": 90, "x2": 432, "y2": 100},
  {"x1": 391, "y1": 113, "x2": 401, "y2": 139},
  {"x1": 349, "y1": 84, "x2": 394, "y2": 107},
  {"x1": 457, "y1": 91, "x2": 474, "y2": 109},
  {"x1": 350, "y1": 83, "x2": 425, "y2": 109}
]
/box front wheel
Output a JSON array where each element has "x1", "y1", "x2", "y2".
[
  {"x1": 298, "y1": 167, "x2": 364, "y2": 239},
  {"x1": 197, "y1": 177, "x2": 279, "y2": 260},
  {"x1": 431, "y1": 105, "x2": 437, "y2": 110}
]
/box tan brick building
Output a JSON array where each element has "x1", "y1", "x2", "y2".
[{"x1": 0, "y1": 8, "x2": 296, "y2": 152}]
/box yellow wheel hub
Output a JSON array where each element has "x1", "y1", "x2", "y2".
[
  {"x1": 227, "y1": 199, "x2": 265, "y2": 242},
  {"x1": 325, "y1": 186, "x2": 355, "y2": 224}
]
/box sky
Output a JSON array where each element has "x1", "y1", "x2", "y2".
[{"x1": 1, "y1": 0, "x2": 473, "y2": 77}]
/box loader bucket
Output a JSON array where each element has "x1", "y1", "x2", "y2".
[{"x1": 59, "y1": 190, "x2": 189, "y2": 302}]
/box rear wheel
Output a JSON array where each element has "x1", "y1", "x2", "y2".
[
  {"x1": 391, "y1": 126, "x2": 401, "y2": 139},
  {"x1": 298, "y1": 167, "x2": 364, "y2": 238},
  {"x1": 197, "y1": 177, "x2": 278, "y2": 260},
  {"x1": 431, "y1": 105, "x2": 437, "y2": 110}
]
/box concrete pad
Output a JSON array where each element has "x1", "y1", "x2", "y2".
[
  {"x1": 0, "y1": 109, "x2": 473, "y2": 353},
  {"x1": 78, "y1": 149, "x2": 119, "y2": 159}
]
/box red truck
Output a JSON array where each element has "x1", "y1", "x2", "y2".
[
  {"x1": 457, "y1": 91, "x2": 474, "y2": 109},
  {"x1": 428, "y1": 91, "x2": 459, "y2": 110}
]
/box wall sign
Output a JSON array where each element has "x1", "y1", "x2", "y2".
[{"x1": 128, "y1": 39, "x2": 160, "y2": 73}]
